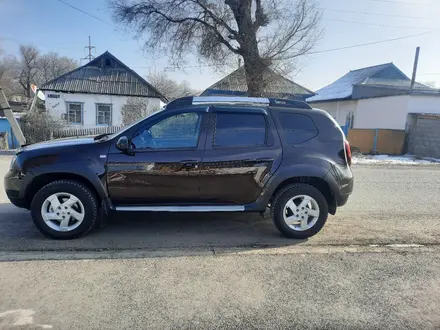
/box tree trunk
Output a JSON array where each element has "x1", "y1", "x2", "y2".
[
  {"x1": 226, "y1": 0, "x2": 266, "y2": 97},
  {"x1": 243, "y1": 55, "x2": 265, "y2": 97}
]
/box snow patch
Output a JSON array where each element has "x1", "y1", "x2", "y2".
[{"x1": 353, "y1": 153, "x2": 440, "y2": 165}]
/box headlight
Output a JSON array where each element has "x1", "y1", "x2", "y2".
[{"x1": 9, "y1": 156, "x2": 17, "y2": 170}]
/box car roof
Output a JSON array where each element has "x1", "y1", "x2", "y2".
[{"x1": 165, "y1": 96, "x2": 312, "y2": 111}]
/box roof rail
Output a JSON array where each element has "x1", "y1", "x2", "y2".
[
  {"x1": 165, "y1": 96, "x2": 311, "y2": 110},
  {"x1": 268, "y1": 98, "x2": 311, "y2": 109}
]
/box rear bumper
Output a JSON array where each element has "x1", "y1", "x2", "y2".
[
  {"x1": 325, "y1": 165, "x2": 354, "y2": 207},
  {"x1": 337, "y1": 193, "x2": 351, "y2": 207}
]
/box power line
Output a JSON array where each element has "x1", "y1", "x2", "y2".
[
  {"x1": 323, "y1": 18, "x2": 437, "y2": 30},
  {"x1": 56, "y1": 0, "x2": 119, "y2": 30},
  {"x1": 145, "y1": 31, "x2": 438, "y2": 71},
  {"x1": 323, "y1": 8, "x2": 435, "y2": 20},
  {"x1": 308, "y1": 31, "x2": 437, "y2": 55},
  {"x1": 362, "y1": 0, "x2": 430, "y2": 5}
]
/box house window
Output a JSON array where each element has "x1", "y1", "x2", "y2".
[
  {"x1": 96, "y1": 104, "x2": 112, "y2": 126},
  {"x1": 67, "y1": 103, "x2": 83, "y2": 125}
]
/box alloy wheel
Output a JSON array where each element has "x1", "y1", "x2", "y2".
[
  {"x1": 40, "y1": 192, "x2": 85, "y2": 232},
  {"x1": 283, "y1": 194, "x2": 320, "y2": 231}
]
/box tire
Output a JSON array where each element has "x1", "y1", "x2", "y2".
[
  {"x1": 270, "y1": 183, "x2": 329, "y2": 239},
  {"x1": 30, "y1": 180, "x2": 99, "y2": 239}
]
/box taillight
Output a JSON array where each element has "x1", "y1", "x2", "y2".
[{"x1": 344, "y1": 140, "x2": 352, "y2": 166}]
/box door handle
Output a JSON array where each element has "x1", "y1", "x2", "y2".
[
  {"x1": 180, "y1": 160, "x2": 199, "y2": 168},
  {"x1": 255, "y1": 158, "x2": 273, "y2": 162}
]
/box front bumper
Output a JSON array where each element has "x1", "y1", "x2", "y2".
[{"x1": 4, "y1": 169, "x2": 32, "y2": 209}]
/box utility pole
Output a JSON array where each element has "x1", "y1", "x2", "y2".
[
  {"x1": 0, "y1": 87, "x2": 26, "y2": 146},
  {"x1": 410, "y1": 47, "x2": 420, "y2": 90},
  {"x1": 82, "y1": 36, "x2": 95, "y2": 62}
]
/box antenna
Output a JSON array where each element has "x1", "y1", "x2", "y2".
[{"x1": 82, "y1": 36, "x2": 95, "y2": 62}]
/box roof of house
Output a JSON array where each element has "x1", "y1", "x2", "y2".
[
  {"x1": 201, "y1": 66, "x2": 314, "y2": 100},
  {"x1": 41, "y1": 51, "x2": 167, "y2": 101},
  {"x1": 307, "y1": 63, "x2": 433, "y2": 103}
]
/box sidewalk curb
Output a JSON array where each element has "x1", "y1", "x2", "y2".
[{"x1": 0, "y1": 150, "x2": 17, "y2": 155}]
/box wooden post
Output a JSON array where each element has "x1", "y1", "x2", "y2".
[
  {"x1": 0, "y1": 88, "x2": 26, "y2": 146},
  {"x1": 410, "y1": 47, "x2": 420, "y2": 90},
  {"x1": 29, "y1": 94, "x2": 37, "y2": 113}
]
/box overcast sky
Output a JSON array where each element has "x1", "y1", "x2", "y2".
[{"x1": 1, "y1": 0, "x2": 440, "y2": 92}]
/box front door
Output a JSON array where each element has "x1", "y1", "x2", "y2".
[
  {"x1": 198, "y1": 107, "x2": 282, "y2": 205},
  {"x1": 107, "y1": 110, "x2": 207, "y2": 205}
]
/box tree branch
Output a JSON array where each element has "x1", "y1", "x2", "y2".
[
  {"x1": 253, "y1": 0, "x2": 268, "y2": 31},
  {"x1": 192, "y1": 0, "x2": 238, "y2": 38},
  {"x1": 138, "y1": 5, "x2": 240, "y2": 54}
]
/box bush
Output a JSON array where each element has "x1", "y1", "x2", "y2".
[{"x1": 20, "y1": 111, "x2": 64, "y2": 144}]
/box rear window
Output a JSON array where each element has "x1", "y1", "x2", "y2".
[
  {"x1": 214, "y1": 113, "x2": 266, "y2": 147},
  {"x1": 277, "y1": 112, "x2": 318, "y2": 144}
]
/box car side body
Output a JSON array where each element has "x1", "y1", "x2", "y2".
[{"x1": 5, "y1": 96, "x2": 353, "y2": 239}]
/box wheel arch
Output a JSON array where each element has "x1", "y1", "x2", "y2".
[
  {"x1": 261, "y1": 163, "x2": 337, "y2": 215},
  {"x1": 25, "y1": 172, "x2": 105, "y2": 208},
  {"x1": 271, "y1": 176, "x2": 336, "y2": 215}
]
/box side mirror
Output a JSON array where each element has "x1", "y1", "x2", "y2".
[{"x1": 116, "y1": 136, "x2": 130, "y2": 152}]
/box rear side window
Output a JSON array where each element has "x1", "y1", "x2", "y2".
[
  {"x1": 277, "y1": 112, "x2": 318, "y2": 144},
  {"x1": 214, "y1": 113, "x2": 266, "y2": 147}
]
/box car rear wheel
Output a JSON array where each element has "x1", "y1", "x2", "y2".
[
  {"x1": 270, "y1": 183, "x2": 329, "y2": 239},
  {"x1": 30, "y1": 180, "x2": 99, "y2": 239}
]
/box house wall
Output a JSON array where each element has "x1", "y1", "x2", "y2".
[
  {"x1": 43, "y1": 92, "x2": 162, "y2": 128},
  {"x1": 310, "y1": 100, "x2": 357, "y2": 126},
  {"x1": 407, "y1": 95, "x2": 440, "y2": 114},
  {"x1": 355, "y1": 95, "x2": 440, "y2": 130},
  {"x1": 355, "y1": 95, "x2": 410, "y2": 129}
]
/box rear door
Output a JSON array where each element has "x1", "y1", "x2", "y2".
[{"x1": 198, "y1": 106, "x2": 282, "y2": 205}]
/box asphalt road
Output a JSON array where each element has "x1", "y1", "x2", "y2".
[
  {"x1": 1, "y1": 156, "x2": 439, "y2": 252},
  {"x1": 1, "y1": 155, "x2": 440, "y2": 329}
]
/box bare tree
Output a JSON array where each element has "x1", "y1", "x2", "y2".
[
  {"x1": 147, "y1": 72, "x2": 199, "y2": 100},
  {"x1": 0, "y1": 54, "x2": 20, "y2": 96},
  {"x1": 0, "y1": 45, "x2": 78, "y2": 98},
  {"x1": 110, "y1": 0, "x2": 321, "y2": 96},
  {"x1": 16, "y1": 45, "x2": 40, "y2": 98},
  {"x1": 37, "y1": 52, "x2": 77, "y2": 84},
  {"x1": 121, "y1": 97, "x2": 156, "y2": 125}
]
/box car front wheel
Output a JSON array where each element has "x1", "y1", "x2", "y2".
[
  {"x1": 30, "y1": 180, "x2": 99, "y2": 239},
  {"x1": 270, "y1": 183, "x2": 329, "y2": 239}
]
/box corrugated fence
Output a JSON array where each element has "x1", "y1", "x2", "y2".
[
  {"x1": 348, "y1": 129, "x2": 405, "y2": 155},
  {"x1": 0, "y1": 118, "x2": 20, "y2": 149}
]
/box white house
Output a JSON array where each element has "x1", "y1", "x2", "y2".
[
  {"x1": 306, "y1": 63, "x2": 440, "y2": 131},
  {"x1": 40, "y1": 51, "x2": 167, "y2": 128}
]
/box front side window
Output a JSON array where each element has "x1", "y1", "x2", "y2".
[
  {"x1": 96, "y1": 104, "x2": 112, "y2": 126},
  {"x1": 67, "y1": 103, "x2": 83, "y2": 125},
  {"x1": 213, "y1": 112, "x2": 266, "y2": 147},
  {"x1": 131, "y1": 112, "x2": 201, "y2": 149}
]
